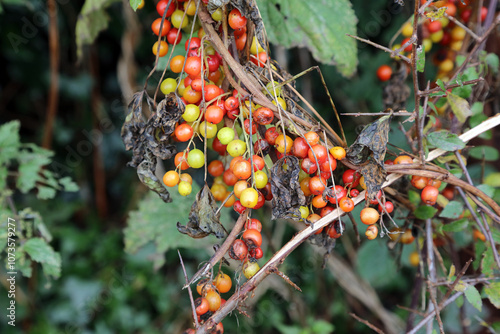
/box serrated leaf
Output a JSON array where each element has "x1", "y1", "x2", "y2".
[
  {"x1": 482, "y1": 247, "x2": 495, "y2": 277},
  {"x1": 0, "y1": 120, "x2": 21, "y2": 164},
  {"x1": 439, "y1": 201, "x2": 464, "y2": 219},
  {"x1": 16, "y1": 148, "x2": 53, "y2": 193},
  {"x1": 36, "y1": 186, "x2": 57, "y2": 200},
  {"x1": 414, "y1": 205, "x2": 438, "y2": 220},
  {"x1": 427, "y1": 130, "x2": 465, "y2": 151},
  {"x1": 75, "y1": 0, "x2": 121, "y2": 60},
  {"x1": 484, "y1": 282, "x2": 500, "y2": 308},
  {"x1": 124, "y1": 184, "x2": 234, "y2": 266},
  {"x1": 59, "y1": 176, "x2": 79, "y2": 192},
  {"x1": 129, "y1": 0, "x2": 142, "y2": 11},
  {"x1": 447, "y1": 92, "x2": 471, "y2": 123},
  {"x1": 469, "y1": 146, "x2": 499, "y2": 161},
  {"x1": 417, "y1": 45, "x2": 425, "y2": 72},
  {"x1": 464, "y1": 285, "x2": 482, "y2": 312},
  {"x1": 23, "y1": 238, "x2": 61, "y2": 279},
  {"x1": 485, "y1": 53, "x2": 499, "y2": 74},
  {"x1": 258, "y1": 0, "x2": 358, "y2": 77},
  {"x1": 441, "y1": 218, "x2": 468, "y2": 232}
]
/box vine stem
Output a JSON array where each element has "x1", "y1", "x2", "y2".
[{"x1": 195, "y1": 110, "x2": 500, "y2": 334}]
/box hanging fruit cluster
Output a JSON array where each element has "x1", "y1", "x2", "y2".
[{"x1": 377, "y1": 0, "x2": 488, "y2": 83}]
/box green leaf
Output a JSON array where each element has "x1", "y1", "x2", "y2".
[
  {"x1": 427, "y1": 130, "x2": 465, "y2": 151},
  {"x1": 485, "y1": 173, "x2": 500, "y2": 187},
  {"x1": 417, "y1": 45, "x2": 425, "y2": 72},
  {"x1": 456, "y1": 55, "x2": 466, "y2": 67},
  {"x1": 455, "y1": 294, "x2": 464, "y2": 308},
  {"x1": 452, "y1": 84, "x2": 472, "y2": 99},
  {"x1": 129, "y1": 0, "x2": 142, "y2": 11},
  {"x1": 36, "y1": 186, "x2": 57, "y2": 200},
  {"x1": 436, "y1": 79, "x2": 446, "y2": 92},
  {"x1": 16, "y1": 148, "x2": 53, "y2": 193},
  {"x1": 464, "y1": 285, "x2": 482, "y2": 312},
  {"x1": 447, "y1": 92, "x2": 471, "y2": 123},
  {"x1": 484, "y1": 282, "x2": 500, "y2": 308},
  {"x1": 124, "y1": 184, "x2": 234, "y2": 266},
  {"x1": 482, "y1": 246, "x2": 495, "y2": 277},
  {"x1": 469, "y1": 146, "x2": 499, "y2": 161},
  {"x1": 23, "y1": 238, "x2": 61, "y2": 279},
  {"x1": 441, "y1": 218, "x2": 468, "y2": 233},
  {"x1": 356, "y1": 239, "x2": 397, "y2": 288},
  {"x1": 414, "y1": 205, "x2": 438, "y2": 220},
  {"x1": 59, "y1": 176, "x2": 79, "y2": 192},
  {"x1": 408, "y1": 190, "x2": 421, "y2": 206},
  {"x1": 258, "y1": 0, "x2": 358, "y2": 77},
  {"x1": 470, "y1": 113, "x2": 491, "y2": 140},
  {"x1": 439, "y1": 201, "x2": 464, "y2": 219},
  {"x1": 0, "y1": 120, "x2": 21, "y2": 164},
  {"x1": 75, "y1": 0, "x2": 121, "y2": 60},
  {"x1": 477, "y1": 184, "x2": 495, "y2": 198},
  {"x1": 485, "y1": 53, "x2": 499, "y2": 74}
]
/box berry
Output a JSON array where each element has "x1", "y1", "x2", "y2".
[
  {"x1": 365, "y1": 225, "x2": 378, "y2": 240},
  {"x1": 360, "y1": 207, "x2": 380, "y2": 225},
  {"x1": 421, "y1": 185, "x2": 439, "y2": 205},
  {"x1": 377, "y1": 65, "x2": 392, "y2": 82}
]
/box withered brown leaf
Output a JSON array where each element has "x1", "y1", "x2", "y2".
[
  {"x1": 177, "y1": 183, "x2": 227, "y2": 239},
  {"x1": 270, "y1": 156, "x2": 306, "y2": 221},
  {"x1": 137, "y1": 152, "x2": 171, "y2": 203}
]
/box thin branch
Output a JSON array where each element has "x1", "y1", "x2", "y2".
[
  {"x1": 346, "y1": 34, "x2": 411, "y2": 63},
  {"x1": 341, "y1": 112, "x2": 413, "y2": 117},
  {"x1": 443, "y1": 10, "x2": 481, "y2": 41},
  {"x1": 179, "y1": 250, "x2": 199, "y2": 329},
  {"x1": 418, "y1": 78, "x2": 484, "y2": 97},
  {"x1": 349, "y1": 313, "x2": 385, "y2": 334}
]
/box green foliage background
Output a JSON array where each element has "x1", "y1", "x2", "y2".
[{"x1": 1, "y1": 0, "x2": 499, "y2": 333}]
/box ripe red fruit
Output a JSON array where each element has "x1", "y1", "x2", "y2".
[
  {"x1": 228, "y1": 8, "x2": 247, "y2": 30},
  {"x1": 233, "y1": 200, "x2": 246, "y2": 214},
  {"x1": 378, "y1": 200, "x2": 394, "y2": 214},
  {"x1": 342, "y1": 169, "x2": 360, "y2": 187},
  {"x1": 253, "y1": 107, "x2": 274, "y2": 125},
  {"x1": 365, "y1": 189, "x2": 382, "y2": 205},
  {"x1": 326, "y1": 223, "x2": 342, "y2": 239},
  {"x1": 212, "y1": 137, "x2": 228, "y2": 156},
  {"x1": 319, "y1": 154, "x2": 337, "y2": 173},
  {"x1": 185, "y1": 37, "x2": 201, "y2": 51},
  {"x1": 376, "y1": 65, "x2": 392, "y2": 82},
  {"x1": 249, "y1": 247, "x2": 263, "y2": 259},
  {"x1": 308, "y1": 144, "x2": 328, "y2": 164},
  {"x1": 292, "y1": 137, "x2": 309, "y2": 159},
  {"x1": 339, "y1": 197, "x2": 354, "y2": 212},
  {"x1": 167, "y1": 28, "x2": 182, "y2": 45},
  {"x1": 411, "y1": 175, "x2": 429, "y2": 190},
  {"x1": 421, "y1": 185, "x2": 439, "y2": 205},
  {"x1": 243, "y1": 119, "x2": 257, "y2": 135},
  {"x1": 301, "y1": 158, "x2": 318, "y2": 175},
  {"x1": 427, "y1": 20, "x2": 442, "y2": 33},
  {"x1": 245, "y1": 218, "x2": 262, "y2": 232},
  {"x1": 205, "y1": 105, "x2": 224, "y2": 124},
  {"x1": 195, "y1": 297, "x2": 209, "y2": 315},
  {"x1": 309, "y1": 176, "x2": 326, "y2": 196},
  {"x1": 350, "y1": 189, "x2": 360, "y2": 198},
  {"x1": 327, "y1": 185, "x2": 347, "y2": 204},
  {"x1": 185, "y1": 56, "x2": 202, "y2": 77},
  {"x1": 224, "y1": 96, "x2": 239, "y2": 111},
  {"x1": 156, "y1": 0, "x2": 176, "y2": 17},
  {"x1": 229, "y1": 239, "x2": 248, "y2": 260},
  {"x1": 242, "y1": 229, "x2": 262, "y2": 248},
  {"x1": 151, "y1": 18, "x2": 171, "y2": 36},
  {"x1": 264, "y1": 127, "x2": 280, "y2": 145}
]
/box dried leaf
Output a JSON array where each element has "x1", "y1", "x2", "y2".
[
  {"x1": 270, "y1": 156, "x2": 306, "y2": 220},
  {"x1": 383, "y1": 63, "x2": 410, "y2": 110},
  {"x1": 137, "y1": 152, "x2": 171, "y2": 203},
  {"x1": 347, "y1": 113, "x2": 392, "y2": 166},
  {"x1": 177, "y1": 183, "x2": 227, "y2": 239},
  {"x1": 359, "y1": 160, "x2": 387, "y2": 201},
  {"x1": 121, "y1": 91, "x2": 148, "y2": 167}
]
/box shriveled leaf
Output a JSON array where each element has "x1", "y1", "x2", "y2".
[
  {"x1": 383, "y1": 63, "x2": 410, "y2": 110},
  {"x1": 347, "y1": 114, "x2": 392, "y2": 166},
  {"x1": 258, "y1": 0, "x2": 357, "y2": 77},
  {"x1": 359, "y1": 160, "x2": 386, "y2": 202},
  {"x1": 425, "y1": 7, "x2": 446, "y2": 21},
  {"x1": 447, "y1": 92, "x2": 471, "y2": 123},
  {"x1": 427, "y1": 130, "x2": 465, "y2": 151},
  {"x1": 76, "y1": 0, "x2": 121, "y2": 60},
  {"x1": 270, "y1": 156, "x2": 306, "y2": 220},
  {"x1": 137, "y1": 152, "x2": 171, "y2": 203},
  {"x1": 177, "y1": 183, "x2": 227, "y2": 239},
  {"x1": 469, "y1": 146, "x2": 499, "y2": 161},
  {"x1": 484, "y1": 282, "x2": 500, "y2": 309},
  {"x1": 121, "y1": 91, "x2": 148, "y2": 167},
  {"x1": 414, "y1": 205, "x2": 437, "y2": 220},
  {"x1": 464, "y1": 284, "x2": 482, "y2": 312},
  {"x1": 124, "y1": 184, "x2": 217, "y2": 259},
  {"x1": 439, "y1": 201, "x2": 464, "y2": 219},
  {"x1": 23, "y1": 238, "x2": 61, "y2": 279}
]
